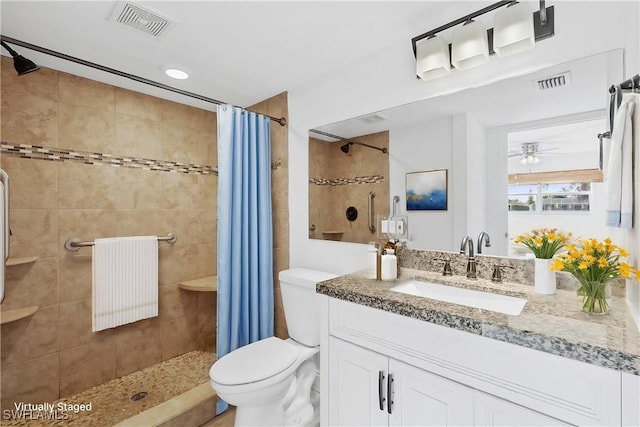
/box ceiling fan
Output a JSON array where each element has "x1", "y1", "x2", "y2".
[{"x1": 508, "y1": 142, "x2": 558, "y2": 165}]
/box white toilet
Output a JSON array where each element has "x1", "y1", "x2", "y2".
[{"x1": 209, "y1": 268, "x2": 337, "y2": 427}]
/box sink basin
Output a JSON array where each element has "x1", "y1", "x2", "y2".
[{"x1": 390, "y1": 280, "x2": 527, "y2": 315}]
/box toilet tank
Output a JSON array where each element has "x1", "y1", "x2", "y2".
[{"x1": 278, "y1": 268, "x2": 337, "y2": 347}]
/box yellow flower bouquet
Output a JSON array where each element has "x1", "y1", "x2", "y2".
[
  {"x1": 513, "y1": 228, "x2": 571, "y2": 259},
  {"x1": 551, "y1": 238, "x2": 638, "y2": 314}
]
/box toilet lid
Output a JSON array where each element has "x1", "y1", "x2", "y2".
[{"x1": 210, "y1": 337, "x2": 297, "y2": 386}]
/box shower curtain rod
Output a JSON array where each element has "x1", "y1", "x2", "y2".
[
  {"x1": 0, "y1": 35, "x2": 287, "y2": 127},
  {"x1": 309, "y1": 129, "x2": 388, "y2": 153}
]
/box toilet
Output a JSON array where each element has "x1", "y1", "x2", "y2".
[{"x1": 209, "y1": 268, "x2": 337, "y2": 427}]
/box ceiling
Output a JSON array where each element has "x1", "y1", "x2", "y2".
[{"x1": 0, "y1": 0, "x2": 488, "y2": 110}]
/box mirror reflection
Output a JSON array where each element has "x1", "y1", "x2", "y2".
[{"x1": 309, "y1": 49, "x2": 623, "y2": 254}]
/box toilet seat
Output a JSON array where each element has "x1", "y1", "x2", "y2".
[{"x1": 210, "y1": 337, "x2": 297, "y2": 386}]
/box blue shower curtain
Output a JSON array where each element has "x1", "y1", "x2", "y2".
[{"x1": 216, "y1": 105, "x2": 274, "y2": 414}]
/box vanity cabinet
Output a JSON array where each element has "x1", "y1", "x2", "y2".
[
  {"x1": 321, "y1": 297, "x2": 624, "y2": 426},
  {"x1": 329, "y1": 337, "x2": 474, "y2": 426}
]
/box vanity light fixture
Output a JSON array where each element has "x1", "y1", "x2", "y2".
[
  {"x1": 411, "y1": 0, "x2": 554, "y2": 80},
  {"x1": 451, "y1": 19, "x2": 489, "y2": 70},
  {"x1": 415, "y1": 35, "x2": 451, "y2": 80},
  {"x1": 493, "y1": 1, "x2": 535, "y2": 57}
]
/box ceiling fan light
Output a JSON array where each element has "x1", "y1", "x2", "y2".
[
  {"x1": 451, "y1": 19, "x2": 489, "y2": 70},
  {"x1": 520, "y1": 154, "x2": 540, "y2": 165},
  {"x1": 416, "y1": 36, "x2": 451, "y2": 80},
  {"x1": 494, "y1": 1, "x2": 535, "y2": 57}
]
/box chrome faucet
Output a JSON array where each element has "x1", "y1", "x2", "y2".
[
  {"x1": 477, "y1": 231, "x2": 491, "y2": 254},
  {"x1": 459, "y1": 236, "x2": 477, "y2": 279}
]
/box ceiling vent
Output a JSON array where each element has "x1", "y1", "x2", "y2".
[
  {"x1": 534, "y1": 71, "x2": 571, "y2": 91},
  {"x1": 110, "y1": 2, "x2": 174, "y2": 38},
  {"x1": 359, "y1": 114, "x2": 386, "y2": 124}
]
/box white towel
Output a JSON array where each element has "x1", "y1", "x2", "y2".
[
  {"x1": 92, "y1": 236, "x2": 158, "y2": 331},
  {"x1": 606, "y1": 94, "x2": 636, "y2": 228}
]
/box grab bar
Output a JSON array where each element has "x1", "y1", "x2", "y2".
[
  {"x1": 65, "y1": 233, "x2": 177, "y2": 251},
  {"x1": 368, "y1": 191, "x2": 376, "y2": 233},
  {"x1": 0, "y1": 169, "x2": 9, "y2": 262},
  {"x1": 0, "y1": 168, "x2": 8, "y2": 304}
]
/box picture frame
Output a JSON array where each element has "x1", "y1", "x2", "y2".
[{"x1": 406, "y1": 169, "x2": 448, "y2": 211}]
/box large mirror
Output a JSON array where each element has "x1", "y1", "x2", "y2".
[{"x1": 309, "y1": 49, "x2": 624, "y2": 254}]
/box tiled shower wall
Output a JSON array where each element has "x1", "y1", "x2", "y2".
[
  {"x1": 0, "y1": 58, "x2": 291, "y2": 410},
  {"x1": 0, "y1": 58, "x2": 221, "y2": 409},
  {"x1": 309, "y1": 131, "x2": 389, "y2": 244}
]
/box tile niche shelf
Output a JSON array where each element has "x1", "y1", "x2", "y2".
[
  {"x1": 179, "y1": 276, "x2": 217, "y2": 292},
  {"x1": 6, "y1": 256, "x2": 39, "y2": 267},
  {"x1": 2, "y1": 257, "x2": 40, "y2": 324},
  {"x1": 0, "y1": 306, "x2": 38, "y2": 325}
]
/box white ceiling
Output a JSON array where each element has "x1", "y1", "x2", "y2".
[{"x1": 0, "y1": 0, "x2": 489, "y2": 110}]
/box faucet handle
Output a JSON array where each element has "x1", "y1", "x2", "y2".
[
  {"x1": 491, "y1": 264, "x2": 514, "y2": 283},
  {"x1": 435, "y1": 258, "x2": 453, "y2": 276}
]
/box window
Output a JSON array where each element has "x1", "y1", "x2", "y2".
[{"x1": 508, "y1": 182, "x2": 591, "y2": 213}]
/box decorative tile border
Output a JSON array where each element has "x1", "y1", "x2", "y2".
[
  {"x1": 309, "y1": 175, "x2": 384, "y2": 186},
  {"x1": 1, "y1": 142, "x2": 218, "y2": 175}
]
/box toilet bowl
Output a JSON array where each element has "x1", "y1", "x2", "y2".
[{"x1": 209, "y1": 268, "x2": 336, "y2": 427}]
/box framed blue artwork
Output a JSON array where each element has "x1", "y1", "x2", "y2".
[{"x1": 406, "y1": 169, "x2": 448, "y2": 211}]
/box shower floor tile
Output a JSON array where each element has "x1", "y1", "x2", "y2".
[{"x1": 2, "y1": 351, "x2": 215, "y2": 426}]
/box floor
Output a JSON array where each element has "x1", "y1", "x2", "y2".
[{"x1": 2, "y1": 351, "x2": 215, "y2": 426}]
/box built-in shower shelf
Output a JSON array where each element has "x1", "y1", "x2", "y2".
[
  {"x1": 0, "y1": 306, "x2": 38, "y2": 325},
  {"x1": 322, "y1": 231, "x2": 344, "y2": 241},
  {"x1": 179, "y1": 276, "x2": 217, "y2": 292},
  {"x1": 6, "y1": 256, "x2": 39, "y2": 267}
]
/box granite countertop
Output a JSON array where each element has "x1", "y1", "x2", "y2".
[{"x1": 317, "y1": 268, "x2": 640, "y2": 376}]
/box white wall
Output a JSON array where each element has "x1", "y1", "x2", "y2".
[
  {"x1": 288, "y1": 1, "x2": 640, "y2": 276},
  {"x1": 389, "y1": 116, "x2": 454, "y2": 251}
]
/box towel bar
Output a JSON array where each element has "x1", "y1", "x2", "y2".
[{"x1": 64, "y1": 233, "x2": 177, "y2": 251}]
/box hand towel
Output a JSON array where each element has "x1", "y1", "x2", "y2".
[
  {"x1": 92, "y1": 236, "x2": 158, "y2": 331},
  {"x1": 606, "y1": 94, "x2": 636, "y2": 228}
]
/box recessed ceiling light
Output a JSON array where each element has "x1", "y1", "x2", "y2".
[{"x1": 164, "y1": 68, "x2": 189, "y2": 80}]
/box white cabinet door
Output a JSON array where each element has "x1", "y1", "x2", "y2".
[
  {"x1": 389, "y1": 359, "x2": 474, "y2": 427},
  {"x1": 474, "y1": 391, "x2": 571, "y2": 426},
  {"x1": 329, "y1": 337, "x2": 389, "y2": 426}
]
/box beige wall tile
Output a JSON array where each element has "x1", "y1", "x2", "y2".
[
  {"x1": 198, "y1": 209, "x2": 217, "y2": 244},
  {"x1": 58, "y1": 253, "x2": 92, "y2": 303},
  {"x1": 1, "y1": 305, "x2": 58, "y2": 366},
  {"x1": 160, "y1": 316, "x2": 198, "y2": 360},
  {"x1": 3, "y1": 256, "x2": 58, "y2": 310},
  {"x1": 58, "y1": 102, "x2": 115, "y2": 153},
  {"x1": 58, "y1": 299, "x2": 101, "y2": 350},
  {"x1": 158, "y1": 243, "x2": 200, "y2": 285},
  {"x1": 58, "y1": 72, "x2": 115, "y2": 110},
  {"x1": 116, "y1": 88, "x2": 198, "y2": 130},
  {"x1": 159, "y1": 283, "x2": 198, "y2": 322},
  {"x1": 164, "y1": 172, "x2": 200, "y2": 211},
  {"x1": 59, "y1": 340, "x2": 116, "y2": 396},
  {"x1": 0, "y1": 353, "x2": 59, "y2": 412},
  {"x1": 197, "y1": 242, "x2": 216, "y2": 278},
  {"x1": 1, "y1": 89, "x2": 58, "y2": 146},
  {"x1": 10, "y1": 208, "x2": 58, "y2": 258},
  {"x1": 58, "y1": 163, "x2": 135, "y2": 209},
  {"x1": 197, "y1": 293, "x2": 216, "y2": 352},
  {"x1": 1, "y1": 156, "x2": 58, "y2": 209},
  {"x1": 115, "y1": 318, "x2": 161, "y2": 377},
  {"x1": 58, "y1": 209, "x2": 130, "y2": 251},
  {"x1": 1, "y1": 56, "x2": 57, "y2": 101},
  {"x1": 198, "y1": 174, "x2": 217, "y2": 212}
]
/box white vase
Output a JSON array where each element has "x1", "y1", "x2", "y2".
[{"x1": 534, "y1": 258, "x2": 556, "y2": 294}]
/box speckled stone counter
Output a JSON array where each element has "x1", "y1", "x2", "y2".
[{"x1": 317, "y1": 268, "x2": 640, "y2": 375}]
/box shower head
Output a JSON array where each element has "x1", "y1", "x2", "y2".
[
  {"x1": 1, "y1": 41, "x2": 39, "y2": 75},
  {"x1": 340, "y1": 143, "x2": 352, "y2": 153}
]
